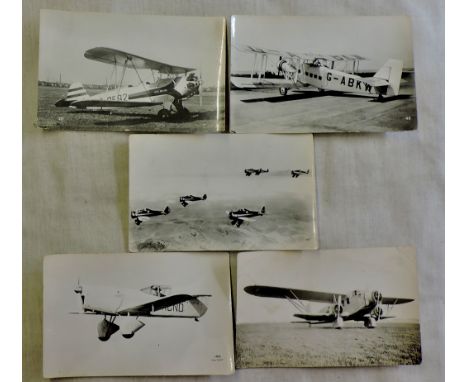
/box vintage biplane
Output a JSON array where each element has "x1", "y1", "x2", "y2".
[
  {"x1": 227, "y1": 207, "x2": 266, "y2": 227},
  {"x1": 244, "y1": 285, "x2": 414, "y2": 329},
  {"x1": 244, "y1": 168, "x2": 269, "y2": 176},
  {"x1": 130, "y1": 206, "x2": 170, "y2": 225},
  {"x1": 291, "y1": 169, "x2": 310, "y2": 178},
  {"x1": 55, "y1": 47, "x2": 201, "y2": 119},
  {"x1": 179, "y1": 194, "x2": 207, "y2": 207},
  {"x1": 232, "y1": 45, "x2": 403, "y2": 100},
  {"x1": 72, "y1": 281, "x2": 210, "y2": 341}
]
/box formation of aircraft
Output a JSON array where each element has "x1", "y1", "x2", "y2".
[
  {"x1": 180, "y1": 194, "x2": 207, "y2": 207},
  {"x1": 130, "y1": 207, "x2": 170, "y2": 225},
  {"x1": 291, "y1": 169, "x2": 310, "y2": 178},
  {"x1": 233, "y1": 45, "x2": 403, "y2": 100},
  {"x1": 72, "y1": 281, "x2": 210, "y2": 341},
  {"x1": 227, "y1": 207, "x2": 266, "y2": 227},
  {"x1": 244, "y1": 285, "x2": 414, "y2": 329},
  {"x1": 55, "y1": 47, "x2": 201, "y2": 119},
  {"x1": 244, "y1": 168, "x2": 269, "y2": 176}
]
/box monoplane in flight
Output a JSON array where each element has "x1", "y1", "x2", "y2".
[
  {"x1": 72, "y1": 281, "x2": 210, "y2": 341},
  {"x1": 55, "y1": 47, "x2": 201, "y2": 119},
  {"x1": 227, "y1": 206, "x2": 266, "y2": 227},
  {"x1": 244, "y1": 168, "x2": 269, "y2": 176},
  {"x1": 244, "y1": 285, "x2": 414, "y2": 329},
  {"x1": 179, "y1": 194, "x2": 207, "y2": 207},
  {"x1": 291, "y1": 169, "x2": 310, "y2": 178},
  {"x1": 131, "y1": 206, "x2": 170, "y2": 225}
]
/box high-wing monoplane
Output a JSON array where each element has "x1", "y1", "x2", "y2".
[
  {"x1": 72, "y1": 281, "x2": 210, "y2": 341},
  {"x1": 227, "y1": 207, "x2": 266, "y2": 227},
  {"x1": 131, "y1": 206, "x2": 170, "y2": 225},
  {"x1": 291, "y1": 169, "x2": 310, "y2": 178},
  {"x1": 244, "y1": 168, "x2": 269, "y2": 176},
  {"x1": 55, "y1": 47, "x2": 201, "y2": 119},
  {"x1": 179, "y1": 194, "x2": 207, "y2": 207},
  {"x1": 244, "y1": 285, "x2": 414, "y2": 329},
  {"x1": 233, "y1": 45, "x2": 403, "y2": 100}
]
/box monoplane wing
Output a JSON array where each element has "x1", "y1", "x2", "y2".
[
  {"x1": 70, "y1": 99, "x2": 162, "y2": 108},
  {"x1": 244, "y1": 285, "x2": 346, "y2": 303},
  {"x1": 85, "y1": 47, "x2": 196, "y2": 74},
  {"x1": 293, "y1": 313, "x2": 335, "y2": 323},
  {"x1": 381, "y1": 296, "x2": 414, "y2": 305},
  {"x1": 118, "y1": 294, "x2": 207, "y2": 315}
]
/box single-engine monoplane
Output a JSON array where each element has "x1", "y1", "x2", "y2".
[
  {"x1": 244, "y1": 168, "x2": 269, "y2": 176},
  {"x1": 227, "y1": 207, "x2": 266, "y2": 227},
  {"x1": 179, "y1": 194, "x2": 207, "y2": 207},
  {"x1": 131, "y1": 206, "x2": 170, "y2": 225},
  {"x1": 72, "y1": 281, "x2": 210, "y2": 341},
  {"x1": 291, "y1": 169, "x2": 310, "y2": 178}
]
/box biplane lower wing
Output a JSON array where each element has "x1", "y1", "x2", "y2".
[
  {"x1": 71, "y1": 99, "x2": 162, "y2": 109},
  {"x1": 231, "y1": 76, "x2": 294, "y2": 89}
]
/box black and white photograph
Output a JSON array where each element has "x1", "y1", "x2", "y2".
[
  {"x1": 236, "y1": 248, "x2": 421, "y2": 368},
  {"x1": 37, "y1": 10, "x2": 225, "y2": 132},
  {"x1": 43, "y1": 253, "x2": 234, "y2": 377},
  {"x1": 230, "y1": 16, "x2": 417, "y2": 133},
  {"x1": 129, "y1": 134, "x2": 318, "y2": 252}
]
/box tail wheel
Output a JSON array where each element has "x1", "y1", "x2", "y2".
[
  {"x1": 158, "y1": 109, "x2": 171, "y2": 120},
  {"x1": 279, "y1": 87, "x2": 288, "y2": 96}
]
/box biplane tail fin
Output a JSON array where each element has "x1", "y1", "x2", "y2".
[
  {"x1": 373, "y1": 59, "x2": 403, "y2": 96},
  {"x1": 55, "y1": 82, "x2": 90, "y2": 107}
]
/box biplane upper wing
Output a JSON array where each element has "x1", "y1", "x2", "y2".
[
  {"x1": 244, "y1": 285, "x2": 346, "y2": 303},
  {"x1": 84, "y1": 47, "x2": 196, "y2": 74},
  {"x1": 235, "y1": 44, "x2": 367, "y2": 63}
]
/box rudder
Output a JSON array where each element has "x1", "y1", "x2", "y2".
[{"x1": 374, "y1": 59, "x2": 403, "y2": 96}]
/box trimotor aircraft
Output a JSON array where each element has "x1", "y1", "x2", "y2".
[
  {"x1": 72, "y1": 281, "x2": 210, "y2": 341},
  {"x1": 227, "y1": 207, "x2": 266, "y2": 227},
  {"x1": 291, "y1": 169, "x2": 310, "y2": 178},
  {"x1": 179, "y1": 194, "x2": 207, "y2": 207},
  {"x1": 55, "y1": 47, "x2": 201, "y2": 119},
  {"x1": 244, "y1": 285, "x2": 414, "y2": 329},
  {"x1": 244, "y1": 168, "x2": 269, "y2": 176},
  {"x1": 233, "y1": 45, "x2": 403, "y2": 100},
  {"x1": 131, "y1": 207, "x2": 170, "y2": 225}
]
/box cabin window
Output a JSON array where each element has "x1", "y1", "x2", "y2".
[
  {"x1": 346, "y1": 297, "x2": 350, "y2": 305},
  {"x1": 319, "y1": 76, "x2": 322, "y2": 80}
]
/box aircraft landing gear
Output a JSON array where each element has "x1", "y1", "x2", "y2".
[
  {"x1": 279, "y1": 87, "x2": 289, "y2": 96},
  {"x1": 157, "y1": 108, "x2": 171, "y2": 120}
]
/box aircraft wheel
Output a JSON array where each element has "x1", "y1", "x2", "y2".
[
  {"x1": 135, "y1": 220, "x2": 141, "y2": 226},
  {"x1": 279, "y1": 87, "x2": 288, "y2": 96},
  {"x1": 158, "y1": 109, "x2": 171, "y2": 120}
]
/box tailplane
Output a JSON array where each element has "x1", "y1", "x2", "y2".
[
  {"x1": 373, "y1": 59, "x2": 403, "y2": 96},
  {"x1": 55, "y1": 82, "x2": 89, "y2": 107}
]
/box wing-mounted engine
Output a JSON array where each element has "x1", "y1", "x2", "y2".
[
  {"x1": 141, "y1": 284, "x2": 171, "y2": 297},
  {"x1": 277, "y1": 57, "x2": 298, "y2": 80}
]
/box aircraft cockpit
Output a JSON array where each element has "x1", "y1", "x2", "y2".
[{"x1": 142, "y1": 285, "x2": 171, "y2": 297}]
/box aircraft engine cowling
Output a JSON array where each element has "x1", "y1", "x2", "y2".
[
  {"x1": 121, "y1": 318, "x2": 145, "y2": 339},
  {"x1": 277, "y1": 59, "x2": 297, "y2": 79},
  {"x1": 371, "y1": 290, "x2": 383, "y2": 304}
]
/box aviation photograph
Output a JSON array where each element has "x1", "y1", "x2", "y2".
[
  {"x1": 236, "y1": 247, "x2": 421, "y2": 368},
  {"x1": 42, "y1": 253, "x2": 234, "y2": 378},
  {"x1": 129, "y1": 134, "x2": 318, "y2": 252},
  {"x1": 230, "y1": 16, "x2": 417, "y2": 133},
  {"x1": 37, "y1": 10, "x2": 225, "y2": 132}
]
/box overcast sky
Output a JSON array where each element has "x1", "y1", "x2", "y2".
[
  {"x1": 231, "y1": 16, "x2": 414, "y2": 73},
  {"x1": 39, "y1": 10, "x2": 225, "y2": 87},
  {"x1": 237, "y1": 247, "x2": 419, "y2": 324},
  {"x1": 130, "y1": 134, "x2": 315, "y2": 204}
]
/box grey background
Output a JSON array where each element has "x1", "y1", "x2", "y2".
[{"x1": 23, "y1": 1, "x2": 444, "y2": 382}]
